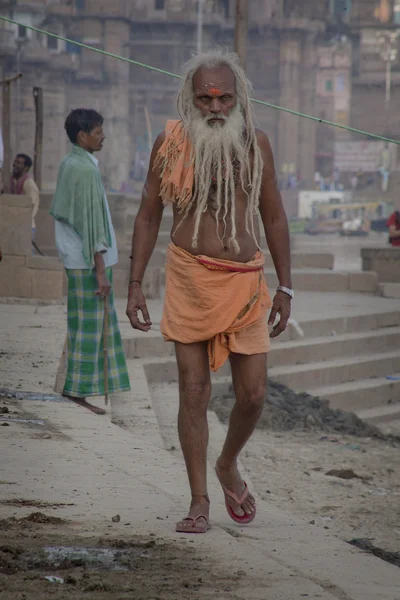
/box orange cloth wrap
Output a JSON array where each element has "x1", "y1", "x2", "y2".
[
  {"x1": 154, "y1": 120, "x2": 194, "y2": 211},
  {"x1": 161, "y1": 244, "x2": 273, "y2": 372}
]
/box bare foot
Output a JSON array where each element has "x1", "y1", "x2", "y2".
[
  {"x1": 62, "y1": 394, "x2": 106, "y2": 415},
  {"x1": 215, "y1": 459, "x2": 255, "y2": 517},
  {"x1": 175, "y1": 495, "x2": 210, "y2": 534}
]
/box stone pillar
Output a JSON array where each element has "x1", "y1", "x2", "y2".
[
  {"x1": 102, "y1": 19, "x2": 131, "y2": 191},
  {"x1": 42, "y1": 84, "x2": 68, "y2": 191},
  {"x1": 298, "y1": 34, "x2": 317, "y2": 186},
  {"x1": 277, "y1": 31, "x2": 301, "y2": 177}
]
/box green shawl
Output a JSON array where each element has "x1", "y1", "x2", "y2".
[{"x1": 50, "y1": 145, "x2": 111, "y2": 268}]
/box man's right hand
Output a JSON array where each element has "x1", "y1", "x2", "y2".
[
  {"x1": 95, "y1": 271, "x2": 111, "y2": 297},
  {"x1": 126, "y1": 284, "x2": 152, "y2": 332}
]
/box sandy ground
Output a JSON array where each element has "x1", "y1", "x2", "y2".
[
  {"x1": 244, "y1": 429, "x2": 400, "y2": 556},
  {"x1": 210, "y1": 385, "x2": 400, "y2": 559}
]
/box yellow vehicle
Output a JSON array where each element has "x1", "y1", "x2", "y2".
[{"x1": 305, "y1": 200, "x2": 384, "y2": 236}]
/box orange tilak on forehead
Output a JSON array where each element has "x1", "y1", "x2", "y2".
[{"x1": 209, "y1": 88, "x2": 223, "y2": 96}]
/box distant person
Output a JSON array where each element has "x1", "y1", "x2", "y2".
[
  {"x1": 314, "y1": 171, "x2": 321, "y2": 190},
  {"x1": 50, "y1": 108, "x2": 130, "y2": 414},
  {"x1": 387, "y1": 208, "x2": 400, "y2": 247},
  {"x1": 351, "y1": 173, "x2": 358, "y2": 191},
  {"x1": 10, "y1": 154, "x2": 40, "y2": 246},
  {"x1": 333, "y1": 166, "x2": 341, "y2": 190}
]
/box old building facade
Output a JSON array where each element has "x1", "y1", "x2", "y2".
[{"x1": 0, "y1": 0, "x2": 398, "y2": 191}]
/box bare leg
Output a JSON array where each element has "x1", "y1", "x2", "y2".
[
  {"x1": 175, "y1": 341, "x2": 211, "y2": 532},
  {"x1": 216, "y1": 352, "x2": 267, "y2": 517}
]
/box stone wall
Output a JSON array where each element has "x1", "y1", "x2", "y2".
[
  {"x1": 361, "y1": 248, "x2": 400, "y2": 283},
  {"x1": 0, "y1": 194, "x2": 64, "y2": 301},
  {"x1": 1, "y1": 193, "x2": 161, "y2": 301}
]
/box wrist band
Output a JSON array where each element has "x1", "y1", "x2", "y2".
[
  {"x1": 129, "y1": 279, "x2": 141, "y2": 285},
  {"x1": 276, "y1": 285, "x2": 294, "y2": 299}
]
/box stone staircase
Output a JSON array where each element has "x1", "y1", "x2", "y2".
[
  {"x1": 120, "y1": 198, "x2": 399, "y2": 431},
  {"x1": 122, "y1": 306, "x2": 400, "y2": 433}
]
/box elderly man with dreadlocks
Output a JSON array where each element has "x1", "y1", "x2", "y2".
[{"x1": 127, "y1": 51, "x2": 292, "y2": 534}]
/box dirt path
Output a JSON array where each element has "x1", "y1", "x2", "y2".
[{"x1": 0, "y1": 521, "x2": 240, "y2": 600}]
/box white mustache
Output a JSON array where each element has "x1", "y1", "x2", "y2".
[{"x1": 205, "y1": 113, "x2": 227, "y2": 122}]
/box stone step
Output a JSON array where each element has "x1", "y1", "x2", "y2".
[
  {"x1": 121, "y1": 258, "x2": 377, "y2": 293},
  {"x1": 356, "y1": 403, "x2": 400, "y2": 424},
  {"x1": 287, "y1": 310, "x2": 400, "y2": 340},
  {"x1": 268, "y1": 327, "x2": 400, "y2": 369},
  {"x1": 308, "y1": 376, "x2": 400, "y2": 412},
  {"x1": 268, "y1": 350, "x2": 400, "y2": 392},
  {"x1": 136, "y1": 350, "x2": 400, "y2": 397},
  {"x1": 264, "y1": 268, "x2": 378, "y2": 294},
  {"x1": 379, "y1": 282, "x2": 400, "y2": 299},
  {"x1": 122, "y1": 311, "x2": 400, "y2": 360}
]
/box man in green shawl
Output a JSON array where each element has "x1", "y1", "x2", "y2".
[{"x1": 50, "y1": 108, "x2": 130, "y2": 414}]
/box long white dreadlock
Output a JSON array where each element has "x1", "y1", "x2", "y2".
[{"x1": 176, "y1": 50, "x2": 263, "y2": 253}]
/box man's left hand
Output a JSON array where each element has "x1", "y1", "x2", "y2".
[{"x1": 268, "y1": 291, "x2": 291, "y2": 338}]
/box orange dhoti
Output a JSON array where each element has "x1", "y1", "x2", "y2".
[{"x1": 160, "y1": 244, "x2": 273, "y2": 372}]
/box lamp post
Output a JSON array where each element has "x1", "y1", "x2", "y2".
[
  {"x1": 377, "y1": 30, "x2": 400, "y2": 134},
  {"x1": 197, "y1": 0, "x2": 204, "y2": 54}
]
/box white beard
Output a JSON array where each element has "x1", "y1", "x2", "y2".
[{"x1": 185, "y1": 103, "x2": 248, "y2": 252}]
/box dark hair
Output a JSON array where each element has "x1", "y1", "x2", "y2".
[
  {"x1": 64, "y1": 108, "x2": 104, "y2": 144},
  {"x1": 16, "y1": 153, "x2": 33, "y2": 169}
]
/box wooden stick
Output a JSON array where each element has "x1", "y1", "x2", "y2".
[
  {"x1": 103, "y1": 295, "x2": 109, "y2": 406},
  {"x1": 33, "y1": 87, "x2": 43, "y2": 190}
]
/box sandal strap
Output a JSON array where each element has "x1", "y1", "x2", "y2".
[
  {"x1": 215, "y1": 468, "x2": 249, "y2": 505},
  {"x1": 192, "y1": 514, "x2": 208, "y2": 525}
]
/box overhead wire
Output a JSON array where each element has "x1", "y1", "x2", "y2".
[{"x1": 0, "y1": 15, "x2": 399, "y2": 145}]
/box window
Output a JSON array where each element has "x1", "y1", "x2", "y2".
[
  {"x1": 336, "y1": 73, "x2": 345, "y2": 92},
  {"x1": 325, "y1": 79, "x2": 333, "y2": 92},
  {"x1": 220, "y1": 0, "x2": 230, "y2": 18},
  {"x1": 75, "y1": 0, "x2": 85, "y2": 9},
  {"x1": 47, "y1": 35, "x2": 58, "y2": 50},
  {"x1": 155, "y1": 0, "x2": 165, "y2": 9},
  {"x1": 330, "y1": 0, "x2": 352, "y2": 20},
  {"x1": 66, "y1": 40, "x2": 81, "y2": 54},
  {"x1": 18, "y1": 24, "x2": 27, "y2": 39}
]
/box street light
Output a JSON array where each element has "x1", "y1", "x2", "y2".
[
  {"x1": 377, "y1": 30, "x2": 400, "y2": 133},
  {"x1": 197, "y1": 0, "x2": 205, "y2": 54}
]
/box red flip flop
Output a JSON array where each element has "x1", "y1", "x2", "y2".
[{"x1": 215, "y1": 468, "x2": 256, "y2": 525}]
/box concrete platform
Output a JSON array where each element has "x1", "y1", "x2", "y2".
[
  {"x1": 1, "y1": 389, "x2": 399, "y2": 600},
  {"x1": 1, "y1": 294, "x2": 400, "y2": 598}
]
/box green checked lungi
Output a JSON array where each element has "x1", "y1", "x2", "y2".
[{"x1": 63, "y1": 268, "x2": 130, "y2": 398}]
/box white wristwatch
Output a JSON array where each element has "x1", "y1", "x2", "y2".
[{"x1": 277, "y1": 285, "x2": 294, "y2": 299}]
